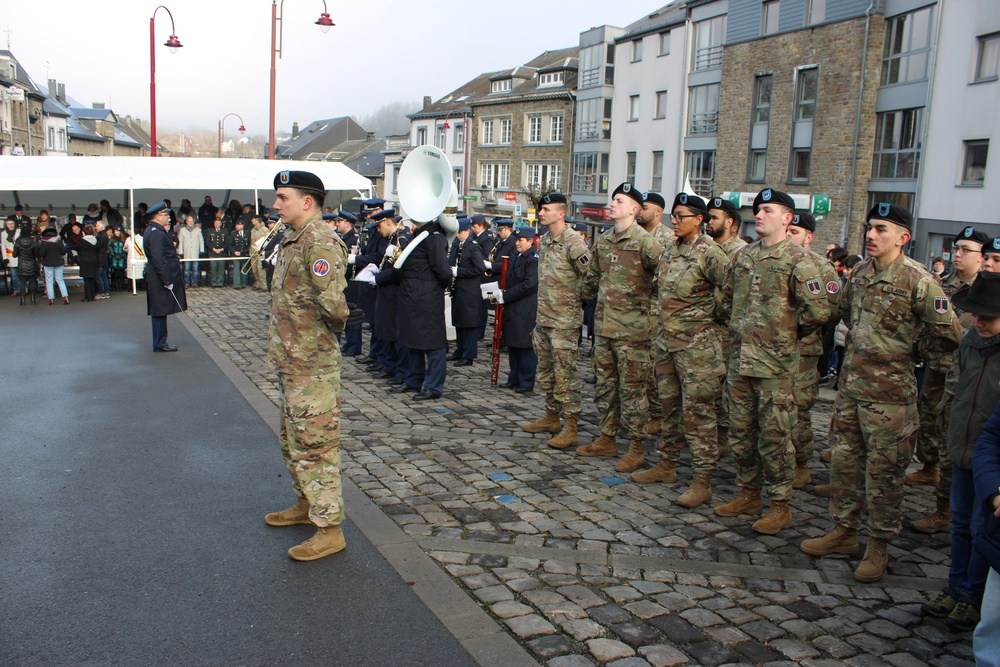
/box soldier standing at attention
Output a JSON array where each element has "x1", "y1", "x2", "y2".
[
  {"x1": 263, "y1": 170, "x2": 350, "y2": 562},
  {"x1": 784, "y1": 212, "x2": 840, "y2": 489},
  {"x1": 715, "y1": 188, "x2": 830, "y2": 535},
  {"x1": 632, "y1": 193, "x2": 728, "y2": 509},
  {"x1": 577, "y1": 183, "x2": 664, "y2": 472},
  {"x1": 522, "y1": 193, "x2": 590, "y2": 448},
  {"x1": 908, "y1": 225, "x2": 986, "y2": 534},
  {"x1": 448, "y1": 217, "x2": 486, "y2": 366},
  {"x1": 470, "y1": 214, "x2": 495, "y2": 340},
  {"x1": 206, "y1": 218, "x2": 228, "y2": 287},
  {"x1": 228, "y1": 218, "x2": 251, "y2": 290},
  {"x1": 705, "y1": 197, "x2": 747, "y2": 455},
  {"x1": 801, "y1": 202, "x2": 962, "y2": 582}
]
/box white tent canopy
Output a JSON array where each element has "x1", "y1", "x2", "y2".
[{"x1": 0, "y1": 156, "x2": 374, "y2": 215}]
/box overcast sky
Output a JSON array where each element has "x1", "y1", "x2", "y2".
[{"x1": 5, "y1": 0, "x2": 661, "y2": 137}]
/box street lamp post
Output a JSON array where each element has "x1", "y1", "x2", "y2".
[
  {"x1": 149, "y1": 6, "x2": 183, "y2": 157},
  {"x1": 218, "y1": 114, "x2": 247, "y2": 158},
  {"x1": 267, "y1": 0, "x2": 334, "y2": 159}
]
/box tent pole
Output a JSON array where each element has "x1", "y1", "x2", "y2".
[{"x1": 130, "y1": 188, "x2": 137, "y2": 295}]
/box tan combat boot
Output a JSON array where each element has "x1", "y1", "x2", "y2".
[
  {"x1": 577, "y1": 434, "x2": 618, "y2": 457},
  {"x1": 288, "y1": 525, "x2": 347, "y2": 561},
  {"x1": 905, "y1": 463, "x2": 939, "y2": 486},
  {"x1": 631, "y1": 459, "x2": 677, "y2": 484},
  {"x1": 264, "y1": 497, "x2": 311, "y2": 526},
  {"x1": 675, "y1": 474, "x2": 712, "y2": 509},
  {"x1": 714, "y1": 488, "x2": 762, "y2": 517},
  {"x1": 614, "y1": 440, "x2": 647, "y2": 473},
  {"x1": 547, "y1": 414, "x2": 579, "y2": 449},
  {"x1": 753, "y1": 500, "x2": 792, "y2": 535},
  {"x1": 855, "y1": 538, "x2": 889, "y2": 582},
  {"x1": 646, "y1": 420, "x2": 662, "y2": 436},
  {"x1": 523, "y1": 411, "x2": 562, "y2": 434},
  {"x1": 800, "y1": 525, "x2": 859, "y2": 556},
  {"x1": 912, "y1": 497, "x2": 952, "y2": 534},
  {"x1": 717, "y1": 427, "x2": 729, "y2": 458},
  {"x1": 814, "y1": 484, "x2": 832, "y2": 498},
  {"x1": 792, "y1": 463, "x2": 811, "y2": 489}
]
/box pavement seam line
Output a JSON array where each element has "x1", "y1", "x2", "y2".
[{"x1": 176, "y1": 312, "x2": 538, "y2": 667}]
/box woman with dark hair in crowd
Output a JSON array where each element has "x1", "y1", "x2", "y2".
[
  {"x1": 12, "y1": 224, "x2": 37, "y2": 304},
  {"x1": 76, "y1": 223, "x2": 98, "y2": 302},
  {"x1": 3, "y1": 216, "x2": 19, "y2": 296},
  {"x1": 110, "y1": 228, "x2": 127, "y2": 291}
]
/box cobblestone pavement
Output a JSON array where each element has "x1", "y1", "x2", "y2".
[{"x1": 187, "y1": 286, "x2": 974, "y2": 667}]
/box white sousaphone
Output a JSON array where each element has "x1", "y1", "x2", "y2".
[{"x1": 393, "y1": 145, "x2": 459, "y2": 268}]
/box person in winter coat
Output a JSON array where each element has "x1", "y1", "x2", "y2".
[
  {"x1": 76, "y1": 224, "x2": 99, "y2": 302},
  {"x1": 12, "y1": 227, "x2": 37, "y2": 304},
  {"x1": 498, "y1": 227, "x2": 539, "y2": 392},
  {"x1": 449, "y1": 218, "x2": 486, "y2": 366},
  {"x1": 142, "y1": 202, "x2": 186, "y2": 351},
  {"x1": 36, "y1": 227, "x2": 69, "y2": 305},
  {"x1": 177, "y1": 216, "x2": 204, "y2": 287},
  {"x1": 972, "y1": 398, "x2": 1000, "y2": 664},
  {"x1": 3, "y1": 216, "x2": 20, "y2": 295},
  {"x1": 95, "y1": 221, "x2": 111, "y2": 299},
  {"x1": 109, "y1": 228, "x2": 127, "y2": 291}
]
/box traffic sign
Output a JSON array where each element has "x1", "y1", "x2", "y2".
[
  {"x1": 460, "y1": 195, "x2": 478, "y2": 201},
  {"x1": 515, "y1": 205, "x2": 522, "y2": 218}
]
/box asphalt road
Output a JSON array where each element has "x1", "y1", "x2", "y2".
[{"x1": 0, "y1": 292, "x2": 477, "y2": 666}]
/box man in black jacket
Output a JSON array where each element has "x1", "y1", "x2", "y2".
[
  {"x1": 228, "y1": 219, "x2": 251, "y2": 289},
  {"x1": 95, "y1": 221, "x2": 111, "y2": 299},
  {"x1": 499, "y1": 227, "x2": 539, "y2": 392},
  {"x1": 449, "y1": 218, "x2": 486, "y2": 366},
  {"x1": 142, "y1": 202, "x2": 186, "y2": 351}
]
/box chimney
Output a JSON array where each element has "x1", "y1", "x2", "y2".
[
  {"x1": 366, "y1": 131, "x2": 375, "y2": 142},
  {"x1": 57, "y1": 83, "x2": 66, "y2": 104},
  {"x1": 423, "y1": 96, "x2": 432, "y2": 110},
  {"x1": 48, "y1": 78, "x2": 56, "y2": 98},
  {"x1": 292, "y1": 122, "x2": 299, "y2": 138},
  {"x1": 93, "y1": 102, "x2": 105, "y2": 109}
]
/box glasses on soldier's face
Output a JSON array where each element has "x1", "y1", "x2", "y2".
[
  {"x1": 671, "y1": 213, "x2": 699, "y2": 221},
  {"x1": 953, "y1": 245, "x2": 982, "y2": 255}
]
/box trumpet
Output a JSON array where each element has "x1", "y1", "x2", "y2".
[{"x1": 242, "y1": 220, "x2": 285, "y2": 274}]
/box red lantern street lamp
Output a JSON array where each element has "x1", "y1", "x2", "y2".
[
  {"x1": 150, "y1": 5, "x2": 183, "y2": 157},
  {"x1": 218, "y1": 113, "x2": 248, "y2": 158},
  {"x1": 267, "y1": 1, "x2": 334, "y2": 159}
]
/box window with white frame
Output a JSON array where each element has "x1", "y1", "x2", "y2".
[
  {"x1": 686, "y1": 150, "x2": 715, "y2": 196},
  {"x1": 658, "y1": 32, "x2": 670, "y2": 56},
  {"x1": 454, "y1": 123, "x2": 465, "y2": 152},
  {"x1": 579, "y1": 43, "x2": 603, "y2": 89},
  {"x1": 687, "y1": 84, "x2": 720, "y2": 134},
  {"x1": 525, "y1": 163, "x2": 561, "y2": 190},
  {"x1": 762, "y1": 0, "x2": 780, "y2": 35},
  {"x1": 538, "y1": 72, "x2": 564, "y2": 87},
  {"x1": 626, "y1": 152, "x2": 637, "y2": 183},
  {"x1": 873, "y1": 108, "x2": 922, "y2": 180},
  {"x1": 650, "y1": 151, "x2": 663, "y2": 192},
  {"x1": 58, "y1": 128, "x2": 66, "y2": 151},
  {"x1": 435, "y1": 125, "x2": 447, "y2": 150},
  {"x1": 528, "y1": 116, "x2": 543, "y2": 143},
  {"x1": 416, "y1": 127, "x2": 427, "y2": 145},
  {"x1": 882, "y1": 6, "x2": 933, "y2": 85},
  {"x1": 976, "y1": 33, "x2": 1000, "y2": 82},
  {"x1": 963, "y1": 140, "x2": 989, "y2": 185},
  {"x1": 500, "y1": 118, "x2": 512, "y2": 144},
  {"x1": 573, "y1": 152, "x2": 610, "y2": 194},
  {"x1": 491, "y1": 79, "x2": 512, "y2": 93},
  {"x1": 629, "y1": 95, "x2": 640, "y2": 122},
  {"x1": 391, "y1": 165, "x2": 400, "y2": 193},
  {"x1": 550, "y1": 115, "x2": 564, "y2": 143},
  {"x1": 631, "y1": 39, "x2": 642, "y2": 62},
  {"x1": 47, "y1": 127, "x2": 55, "y2": 150},
  {"x1": 482, "y1": 119, "x2": 494, "y2": 145},
  {"x1": 807, "y1": 0, "x2": 826, "y2": 25},
  {"x1": 454, "y1": 168, "x2": 464, "y2": 196},
  {"x1": 481, "y1": 163, "x2": 510, "y2": 189},
  {"x1": 654, "y1": 91, "x2": 667, "y2": 119},
  {"x1": 692, "y1": 15, "x2": 726, "y2": 71}
]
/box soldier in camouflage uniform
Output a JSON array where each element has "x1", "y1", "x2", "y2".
[
  {"x1": 705, "y1": 197, "x2": 747, "y2": 455},
  {"x1": 908, "y1": 226, "x2": 985, "y2": 534},
  {"x1": 785, "y1": 212, "x2": 840, "y2": 489},
  {"x1": 637, "y1": 192, "x2": 675, "y2": 438},
  {"x1": 632, "y1": 193, "x2": 728, "y2": 509},
  {"x1": 522, "y1": 193, "x2": 591, "y2": 448},
  {"x1": 715, "y1": 188, "x2": 831, "y2": 536},
  {"x1": 263, "y1": 170, "x2": 350, "y2": 562},
  {"x1": 578, "y1": 183, "x2": 665, "y2": 472},
  {"x1": 249, "y1": 215, "x2": 269, "y2": 290},
  {"x1": 801, "y1": 202, "x2": 963, "y2": 583}
]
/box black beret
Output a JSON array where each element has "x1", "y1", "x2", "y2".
[
  {"x1": 707, "y1": 196, "x2": 739, "y2": 220},
  {"x1": 791, "y1": 212, "x2": 816, "y2": 232},
  {"x1": 612, "y1": 182, "x2": 644, "y2": 207},
  {"x1": 495, "y1": 219, "x2": 514, "y2": 228},
  {"x1": 274, "y1": 170, "x2": 325, "y2": 194},
  {"x1": 642, "y1": 192, "x2": 666, "y2": 209},
  {"x1": 752, "y1": 187, "x2": 796, "y2": 214},
  {"x1": 338, "y1": 210, "x2": 358, "y2": 224},
  {"x1": 986, "y1": 238, "x2": 1000, "y2": 254},
  {"x1": 866, "y1": 201, "x2": 913, "y2": 230},
  {"x1": 369, "y1": 208, "x2": 396, "y2": 222},
  {"x1": 470, "y1": 213, "x2": 487, "y2": 226},
  {"x1": 513, "y1": 226, "x2": 536, "y2": 241},
  {"x1": 955, "y1": 225, "x2": 990, "y2": 248},
  {"x1": 672, "y1": 193, "x2": 708, "y2": 215},
  {"x1": 146, "y1": 201, "x2": 169, "y2": 217},
  {"x1": 540, "y1": 193, "x2": 567, "y2": 205}
]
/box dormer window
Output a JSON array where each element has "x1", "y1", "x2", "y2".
[
  {"x1": 491, "y1": 79, "x2": 512, "y2": 93},
  {"x1": 538, "y1": 72, "x2": 564, "y2": 87}
]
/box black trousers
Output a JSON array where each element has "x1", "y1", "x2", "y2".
[{"x1": 151, "y1": 315, "x2": 168, "y2": 350}]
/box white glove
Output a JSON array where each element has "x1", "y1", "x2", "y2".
[
  {"x1": 480, "y1": 281, "x2": 499, "y2": 299},
  {"x1": 165, "y1": 284, "x2": 173, "y2": 290},
  {"x1": 354, "y1": 263, "x2": 378, "y2": 284},
  {"x1": 494, "y1": 291, "x2": 504, "y2": 305},
  {"x1": 483, "y1": 260, "x2": 492, "y2": 271},
  {"x1": 361, "y1": 273, "x2": 376, "y2": 285},
  {"x1": 385, "y1": 244, "x2": 396, "y2": 257},
  {"x1": 451, "y1": 266, "x2": 458, "y2": 277},
  {"x1": 347, "y1": 254, "x2": 356, "y2": 265}
]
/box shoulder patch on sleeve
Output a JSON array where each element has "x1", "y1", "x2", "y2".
[
  {"x1": 578, "y1": 253, "x2": 590, "y2": 266},
  {"x1": 807, "y1": 279, "x2": 822, "y2": 295},
  {"x1": 826, "y1": 280, "x2": 840, "y2": 294},
  {"x1": 312, "y1": 258, "x2": 331, "y2": 277},
  {"x1": 933, "y1": 295, "x2": 950, "y2": 315}
]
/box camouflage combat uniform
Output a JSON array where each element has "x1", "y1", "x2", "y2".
[
  {"x1": 581, "y1": 222, "x2": 664, "y2": 440},
  {"x1": 793, "y1": 252, "x2": 840, "y2": 465},
  {"x1": 249, "y1": 222, "x2": 269, "y2": 290},
  {"x1": 533, "y1": 224, "x2": 591, "y2": 419},
  {"x1": 714, "y1": 236, "x2": 748, "y2": 432},
  {"x1": 655, "y1": 233, "x2": 728, "y2": 473},
  {"x1": 720, "y1": 237, "x2": 830, "y2": 501},
  {"x1": 645, "y1": 223, "x2": 675, "y2": 429},
  {"x1": 267, "y1": 212, "x2": 350, "y2": 528},
  {"x1": 916, "y1": 270, "x2": 974, "y2": 503},
  {"x1": 829, "y1": 253, "x2": 962, "y2": 539}
]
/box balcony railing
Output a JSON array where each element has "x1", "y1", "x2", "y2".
[
  {"x1": 580, "y1": 67, "x2": 602, "y2": 89},
  {"x1": 688, "y1": 112, "x2": 719, "y2": 135},
  {"x1": 692, "y1": 44, "x2": 723, "y2": 71}
]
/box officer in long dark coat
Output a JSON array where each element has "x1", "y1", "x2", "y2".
[
  {"x1": 500, "y1": 226, "x2": 539, "y2": 392},
  {"x1": 471, "y1": 214, "x2": 495, "y2": 339},
  {"x1": 142, "y1": 201, "x2": 186, "y2": 352},
  {"x1": 332, "y1": 211, "x2": 362, "y2": 356},
  {"x1": 449, "y1": 218, "x2": 486, "y2": 365},
  {"x1": 355, "y1": 211, "x2": 392, "y2": 371},
  {"x1": 388, "y1": 220, "x2": 451, "y2": 400},
  {"x1": 373, "y1": 215, "x2": 410, "y2": 383}
]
